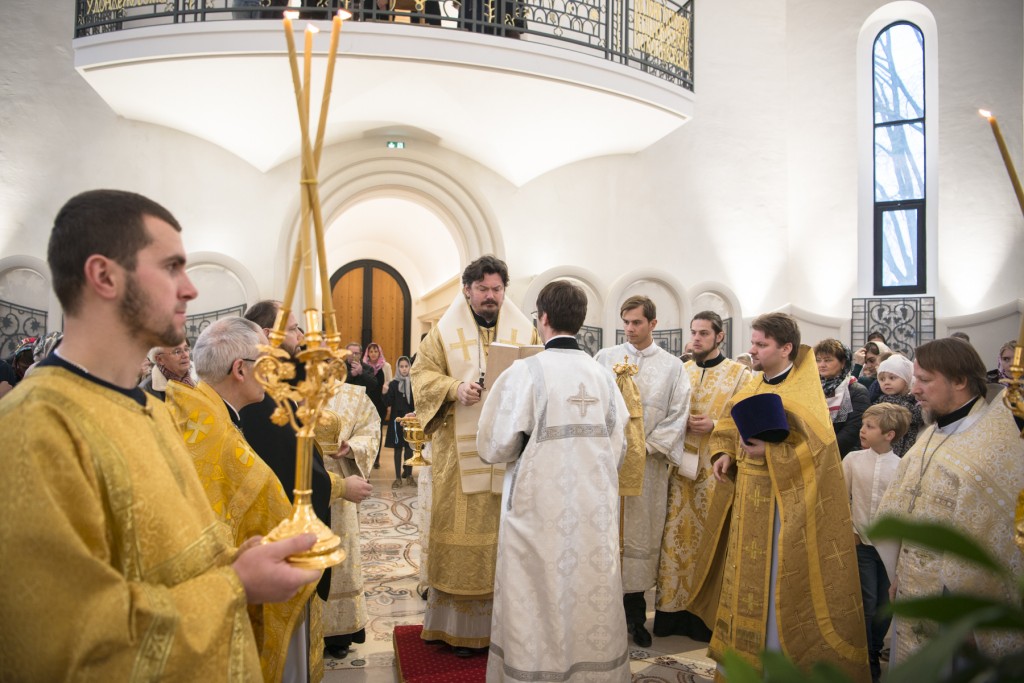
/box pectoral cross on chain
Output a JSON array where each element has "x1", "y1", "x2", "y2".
[
  {"x1": 567, "y1": 383, "x2": 599, "y2": 418},
  {"x1": 449, "y1": 327, "x2": 477, "y2": 362}
]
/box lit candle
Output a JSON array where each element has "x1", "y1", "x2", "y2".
[
  {"x1": 281, "y1": 8, "x2": 303, "y2": 315},
  {"x1": 979, "y1": 109, "x2": 1024, "y2": 218}
]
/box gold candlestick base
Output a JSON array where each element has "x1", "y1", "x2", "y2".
[{"x1": 263, "y1": 491, "x2": 346, "y2": 569}]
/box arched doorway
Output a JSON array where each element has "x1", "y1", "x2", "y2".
[{"x1": 331, "y1": 260, "x2": 412, "y2": 361}]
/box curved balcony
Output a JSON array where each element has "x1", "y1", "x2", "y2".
[{"x1": 73, "y1": 0, "x2": 695, "y2": 185}]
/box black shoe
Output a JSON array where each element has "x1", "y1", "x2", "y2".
[
  {"x1": 453, "y1": 646, "x2": 474, "y2": 657},
  {"x1": 629, "y1": 622, "x2": 652, "y2": 648},
  {"x1": 325, "y1": 645, "x2": 349, "y2": 660}
]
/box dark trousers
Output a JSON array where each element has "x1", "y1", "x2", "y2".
[
  {"x1": 623, "y1": 591, "x2": 647, "y2": 626},
  {"x1": 857, "y1": 543, "x2": 891, "y2": 680},
  {"x1": 394, "y1": 444, "x2": 412, "y2": 478}
]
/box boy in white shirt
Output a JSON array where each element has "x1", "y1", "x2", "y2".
[{"x1": 843, "y1": 402, "x2": 911, "y2": 682}]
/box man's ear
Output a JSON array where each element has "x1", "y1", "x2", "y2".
[
  {"x1": 649, "y1": 318, "x2": 658, "y2": 332},
  {"x1": 82, "y1": 254, "x2": 122, "y2": 302}
]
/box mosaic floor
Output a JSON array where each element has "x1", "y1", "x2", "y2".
[{"x1": 324, "y1": 447, "x2": 715, "y2": 683}]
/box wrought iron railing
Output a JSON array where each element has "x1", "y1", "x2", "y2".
[
  {"x1": 615, "y1": 327, "x2": 684, "y2": 357},
  {"x1": 576, "y1": 324, "x2": 602, "y2": 357},
  {"x1": 184, "y1": 304, "x2": 247, "y2": 347},
  {"x1": 851, "y1": 296, "x2": 935, "y2": 360},
  {"x1": 0, "y1": 301, "x2": 47, "y2": 359},
  {"x1": 73, "y1": 0, "x2": 693, "y2": 90}
]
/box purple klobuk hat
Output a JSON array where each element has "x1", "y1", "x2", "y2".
[{"x1": 730, "y1": 393, "x2": 790, "y2": 445}]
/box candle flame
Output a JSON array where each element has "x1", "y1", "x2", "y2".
[
  {"x1": 284, "y1": 10, "x2": 299, "y2": 19},
  {"x1": 307, "y1": 24, "x2": 320, "y2": 34},
  {"x1": 979, "y1": 109, "x2": 993, "y2": 118},
  {"x1": 337, "y1": 8, "x2": 353, "y2": 20}
]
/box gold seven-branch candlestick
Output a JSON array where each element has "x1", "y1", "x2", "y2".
[{"x1": 257, "y1": 6, "x2": 353, "y2": 570}]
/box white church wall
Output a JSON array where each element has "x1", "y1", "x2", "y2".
[{"x1": 1, "y1": 0, "x2": 1021, "y2": 351}]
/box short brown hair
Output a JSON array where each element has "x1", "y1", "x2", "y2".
[
  {"x1": 692, "y1": 310, "x2": 724, "y2": 335},
  {"x1": 244, "y1": 300, "x2": 282, "y2": 330},
  {"x1": 620, "y1": 295, "x2": 656, "y2": 322},
  {"x1": 751, "y1": 312, "x2": 800, "y2": 361},
  {"x1": 48, "y1": 190, "x2": 182, "y2": 315},
  {"x1": 813, "y1": 338, "x2": 848, "y2": 364},
  {"x1": 915, "y1": 338, "x2": 988, "y2": 399},
  {"x1": 863, "y1": 403, "x2": 911, "y2": 440},
  {"x1": 461, "y1": 255, "x2": 509, "y2": 288},
  {"x1": 536, "y1": 280, "x2": 587, "y2": 334}
]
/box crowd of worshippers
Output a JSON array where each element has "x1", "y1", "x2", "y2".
[{"x1": 1, "y1": 190, "x2": 1023, "y2": 683}]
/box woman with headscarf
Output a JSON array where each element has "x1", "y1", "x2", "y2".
[
  {"x1": 383, "y1": 355, "x2": 415, "y2": 488},
  {"x1": 364, "y1": 342, "x2": 392, "y2": 468},
  {"x1": 815, "y1": 338, "x2": 870, "y2": 457}
]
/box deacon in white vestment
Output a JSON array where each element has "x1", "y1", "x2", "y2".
[
  {"x1": 594, "y1": 295, "x2": 690, "y2": 646},
  {"x1": 479, "y1": 280, "x2": 630, "y2": 682}
]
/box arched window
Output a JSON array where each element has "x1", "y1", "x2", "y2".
[{"x1": 872, "y1": 21, "x2": 926, "y2": 294}]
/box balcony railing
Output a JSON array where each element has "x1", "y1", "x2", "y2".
[{"x1": 74, "y1": 0, "x2": 693, "y2": 90}]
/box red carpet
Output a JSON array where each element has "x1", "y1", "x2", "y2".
[{"x1": 393, "y1": 625, "x2": 487, "y2": 683}]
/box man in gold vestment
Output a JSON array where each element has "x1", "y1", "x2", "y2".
[
  {"x1": 877, "y1": 339, "x2": 1024, "y2": 665},
  {"x1": 165, "y1": 316, "x2": 323, "y2": 682},
  {"x1": 708, "y1": 313, "x2": 869, "y2": 680},
  {"x1": 411, "y1": 255, "x2": 537, "y2": 654},
  {"x1": 655, "y1": 311, "x2": 750, "y2": 642},
  {"x1": 0, "y1": 190, "x2": 319, "y2": 681}
]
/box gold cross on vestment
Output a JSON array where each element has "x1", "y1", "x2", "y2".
[
  {"x1": 498, "y1": 329, "x2": 519, "y2": 345},
  {"x1": 184, "y1": 410, "x2": 213, "y2": 445},
  {"x1": 744, "y1": 539, "x2": 765, "y2": 562},
  {"x1": 741, "y1": 591, "x2": 761, "y2": 614},
  {"x1": 842, "y1": 593, "x2": 862, "y2": 617},
  {"x1": 449, "y1": 327, "x2": 477, "y2": 362},
  {"x1": 814, "y1": 493, "x2": 834, "y2": 519},
  {"x1": 779, "y1": 564, "x2": 800, "y2": 587},
  {"x1": 751, "y1": 486, "x2": 771, "y2": 509},
  {"x1": 823, "y1": 538, "x2": 852, "y2": 570},
  {"x1": 567, "y1": 383, "x2": 600, "y2": 418}
]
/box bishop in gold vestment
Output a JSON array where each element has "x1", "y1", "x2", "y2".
[
  {"x1": 411, "y1": 292, "x2": 536, "y2": 648},
  {"x1": 165, "y1": 380, "x2": 318, "y2": 683},
  {"x1": 656, "y1": 355, "x2": 750, "y2": 636},
  {"x1": 0, "y1": 362, "x2": 262, "y2": 681},
  {"x1": 705, "y1": 346, "x2": 869, "y2": 680}
]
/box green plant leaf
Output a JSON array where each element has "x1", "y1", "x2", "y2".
[
  {"x1": 884, "y1": 607, "x2": 1005, "y2": 683},
  {"x1": 761, "y1": 650, "x2": 804, "y2": 682},
  {"x1": 721, "y1": 649, "x2": 762, "y2": 683},
  {"x1": 807, "y1": 661, "x2": 854, "y2": 683},
  {"x1": 868, "y1": 516, "x2": 1005, "y2": 575},
  {"x1": 889, "y1": 595, "x2": 1006, "y2": 622}
]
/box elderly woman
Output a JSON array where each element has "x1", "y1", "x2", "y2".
[{"x1": 815, "y1": 339, "x2": 870, "y2": 457}]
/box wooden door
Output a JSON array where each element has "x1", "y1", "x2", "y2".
[{"x1": 330, "y1": 260, "x2": 411, "y2": 363}]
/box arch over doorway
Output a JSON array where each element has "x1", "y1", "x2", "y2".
[
  {"x1": 331, "y1": 259, "x2": 413, "y2": 360},
  {"x1": 273, "y1": 144, "x2": 507, "y2": 298}
]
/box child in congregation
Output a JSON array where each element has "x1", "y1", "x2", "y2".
[
  {"x1": 871, "y1": 354, "x2": 922, "y2": 456},
  {"x1": 844, "y1": 402, "x2": 912, "y2": 683}
]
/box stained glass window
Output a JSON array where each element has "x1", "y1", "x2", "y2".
[{"x1": 873, "y1": 22, "x2": 925, "y2": 294}]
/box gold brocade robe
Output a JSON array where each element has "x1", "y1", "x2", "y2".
[
  {"x1": 657, "y1": 357, "x2": 750, "y2": 616},
  {"x1": 0, "y1": 366, "x2": 261, "y2": 681},
  {"x1": 706, "y1": 347, "x2": 869, "y2": 681},
  {"x1": 320, "y1": 383, "x2": 380, "y2": 638},
  {"x1": 165, "y1": 381, "x2": 317, "y2": 683},
  {"x1": 877, "y1": 392, "x2": 1024, "y2": 663},
  {"x1": 411, "y1": 312, "x2": 538, "y2": 597}
]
